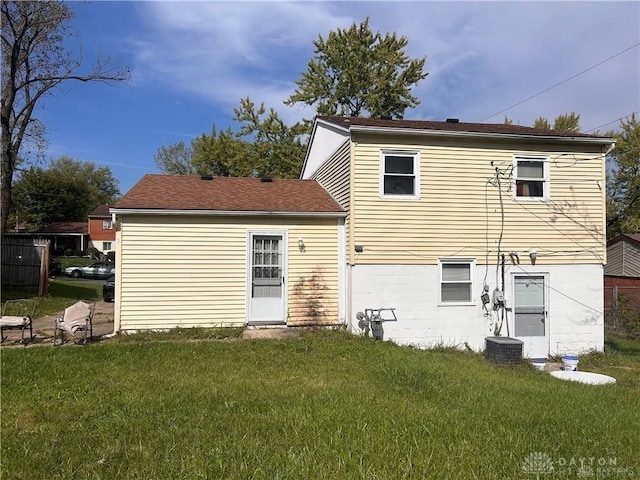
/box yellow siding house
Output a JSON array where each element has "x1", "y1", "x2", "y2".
[
  {"x1": 302, "y1": 116, "x2": 615, "y2": 357},
  {"x1": 110, "y1": 176, "x2": 345, "y2": 331}
]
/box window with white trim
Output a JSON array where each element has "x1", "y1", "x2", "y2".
[
  {"x1": 102, "y1": 242, "x2": 112, "y2": 252},
  {"x1": 439, "y1": 259, "x2": 474, "y2": 304},
  {"x1": 103, "y1": 219, "x2": 113, "y2": 229},
  {"x1": 381, "y1": 151, "x2": 419, "y2": 198},
  {"x1": 514, "y1": 156, "x2": 549, "y2": 200}
]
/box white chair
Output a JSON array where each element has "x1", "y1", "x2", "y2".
[
  {"x1": 0, "y1": 298, "x2": 37, "y2": 343},
  {"x1": 54, "y1": 301, "x2": 95, "y2": 345}
]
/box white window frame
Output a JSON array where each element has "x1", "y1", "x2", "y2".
[
  {"x1": 102, "y1": 241, "x2": 112, "y2": 252},
  {"x1": 513, "y1": 155, "x2": 550, "y2": 201},
  {"x1": 438, "y1": 258, "x2": 475, "y2": 306},
  {"x1": 380, "y1": 150, "x2": 420, "y2": 199},
  {"x1": 103, "y1": 219, "x2": 113, "y2": 229}
]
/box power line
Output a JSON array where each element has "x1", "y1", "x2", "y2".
[
  {"x1": 479, "y1": 43, "x2": 640, "y2": 122},
  {"x1": 512, "y1": 263, "x2": 602, "y2": 315},
  {"x1": 585, "y1": 111, "x2": 640, "y2": 134}
]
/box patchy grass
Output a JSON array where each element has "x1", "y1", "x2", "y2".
[
  {"x1": 2, "y1": 279, "x2": 102, "y2": 318},
  {"x1": 111, "y1": 327, "x2": 245, "y2": 343},
  {"x1": 2, "y1": 330, "x2": 638, "y2": 479}
]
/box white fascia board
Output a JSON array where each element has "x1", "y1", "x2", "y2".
[
  {"x1": 348, "y1": 124, "x2": 615, "y2": 145},
  {"x1": 110, "y1": 208, "x2": 347, "y2": 218},
  {"x1": 316, "y1": 117, "x2": 351, "y2": 134},
  {"x1": 302, "y1": 118, "x2": 351, "y2": 179}
]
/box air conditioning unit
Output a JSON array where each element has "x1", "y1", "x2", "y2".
[{"x1": 485, "y1": 336, "x2": 523, "y2": 364}]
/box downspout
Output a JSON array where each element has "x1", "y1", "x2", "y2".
[
  {"x1": 337, "y1": 216, "x2": 347, "y2": 325},
  {"x1": 112, "y1": 212, "x2": 121, "y2": 335}
]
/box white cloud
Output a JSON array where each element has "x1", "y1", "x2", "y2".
[{"x1": 126, "y1": 1, "x2": 639, "y2": 130}]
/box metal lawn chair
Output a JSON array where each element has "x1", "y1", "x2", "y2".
[
  {"x1": 0, "y1": 298, "x2": 37, "y2": 343},
  {"x1": 54, "y1": 300, "x2": 96, "y2": 345}
]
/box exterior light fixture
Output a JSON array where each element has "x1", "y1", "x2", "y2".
[{"x1": 529, "y1": 249, "x2": 537, "y2": 265}]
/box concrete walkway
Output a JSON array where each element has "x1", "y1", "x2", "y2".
[{"x1": 1, "y1": 301, "x2": 115, "y2": 347}]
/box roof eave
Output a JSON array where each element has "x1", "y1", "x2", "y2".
[
  {"x1": 110, "y1": 208, "x2": 347, "y2": 218},
  {"x1": 348, "y1": 124, "x2": 615, "y2": 144}
]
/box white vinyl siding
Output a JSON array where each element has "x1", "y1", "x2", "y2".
[
  {"x1": 311, "y1": 140, "x2": 351, "y2": 260},
  {"x1": 116, "y1": 215, "x2": 341, "y2": 331},
  {"x1": 350, "y1": 133, "x2": 605, "y2": 265}
]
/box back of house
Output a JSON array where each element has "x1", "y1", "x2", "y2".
[{"x1": 303, "y1": 116, "x2": 614, "y2": 357}]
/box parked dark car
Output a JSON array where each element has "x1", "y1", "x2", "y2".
[
  {"x1": 65, "y1": 262, "x2": 115, "y2": 279},
  {"x1": 103, "y1": 275, "x2": 115, "y2": 302}
]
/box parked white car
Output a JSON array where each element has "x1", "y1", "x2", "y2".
[{"x1": 65, "y1": 262, "x2": 115, "y2": 279}]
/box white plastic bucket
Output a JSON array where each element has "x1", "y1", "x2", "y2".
[{"x1": 562, "y1": 355, "x2": 579, "y2": 371}]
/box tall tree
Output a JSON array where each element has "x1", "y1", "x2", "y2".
[
  {"x1": 231, "y1": 97, "x2": 307, "y2": 178},
  {"x1": 607, "y1": 114, "x2": 640, "y2": 237},
  {"x1": 157, "y1": 99, "x2": 307, "y2": 179},
  {"x1": 285, "y1": 18, "x2": 428, "y2": 118},
  {"x1": 1, "y1": 1, "x2": 129, "y2": 235},
  {"x1": 191, "y1": 125, "x2": 250, "y2": 177},
  {"x1": 533, "y1": 113, "x2": 581, "y2": 132},
  {"x1": 12, "y1": 156, "x2": 119, "y2": 231},
  {"x1": 154, "y1": 141, "x2": 195, "y2": 175}
]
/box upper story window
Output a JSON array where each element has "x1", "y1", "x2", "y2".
[
  {"x1": 103, "y1": 219, "x2": 113, "y2": 230},
  {"x1": 380, "y1": 150, "x2": 419, "y2": 199},
  {"x1": 439, "y1": 259, "x2": 474, "y2": 305},
  {"x1": 514, "y1": 155, "x2": 549, "y2": 201}
]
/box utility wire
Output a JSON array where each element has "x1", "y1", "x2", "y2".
[
  {"x1": 512, "y1": 263, "x2": 602, "y2": 315},
  {"x1": 479, "y1": 43, "x2": 640, "y2": 122},
  {"x1": 585, "y1": 111, "x2": 640, "y2": 134}
]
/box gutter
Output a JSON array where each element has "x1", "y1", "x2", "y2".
[
  {"x1": 347, "y1": 124, "x2": 615, "y2": 145},
  {"x1": 110, "y1": 208, "x2": 347, "y2": 218}
]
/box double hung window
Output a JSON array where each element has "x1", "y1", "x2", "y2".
[
  {"x1": 514, "y1": 156, "x2": 549, "y2": 200},
  {"x1": 381, "y1": 151, "x2": 419, "y2": 198}
]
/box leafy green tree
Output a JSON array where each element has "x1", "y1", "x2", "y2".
[
  {"x1": 607, "y1": 114, "x2": 640, "y2": 238},
  {"x1": 1, "y1": 1, "x2": 129, "y2": 235},
  {"x1": 533, "y1": 113, "x2": 580, "y2": 132},
  {"x1": 533, "y1": 116, "x2": 551, "y2": 130},
  {"x1": 12, "y1": 156, "x2": 119, "y2": 231},
  {"x1": 190, "y1": 125, "x2": 250, "y2": 177},
  {"x1": 231, "y1": 97, "x2": 307, "y2": 178},
  {"x1": 154, "y1": 141, "x2": 195, "y2": 175},
  {"x1": 285, "y1": 18, "x2": 428, "y2": 118},
  {"x1": 157, "y1": 99, "x2": 306, "y2": 179}
]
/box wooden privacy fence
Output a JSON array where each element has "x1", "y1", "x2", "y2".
[{"x1": 1, "y1": 237, "x2": 50, "y2": 295}]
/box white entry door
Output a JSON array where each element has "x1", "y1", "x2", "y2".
[
  {"x1": 513, "y1": 275, "x2": 549, "y2": 358},
  {"x1": 248, "y1": 234, "x2": 286, "y2": 323}
]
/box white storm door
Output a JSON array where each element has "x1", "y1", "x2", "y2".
[
  {"x1": 513, "y1": 275, "x2": 549, "y2": 358},
  {"x1": 249, "y1": 233, "x2": 286, "y2": 323}
]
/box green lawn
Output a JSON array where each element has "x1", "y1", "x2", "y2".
[
  {"x1": 2, "y1": 331, "x2": 639, "y2": 479},
  {"x1": 2, "y1": 278, "x2": 103, "y2": 318}
]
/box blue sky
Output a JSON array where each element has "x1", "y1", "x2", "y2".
[{"x1": 35, "y1": 1, "x2": 640, "y2": 195}]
